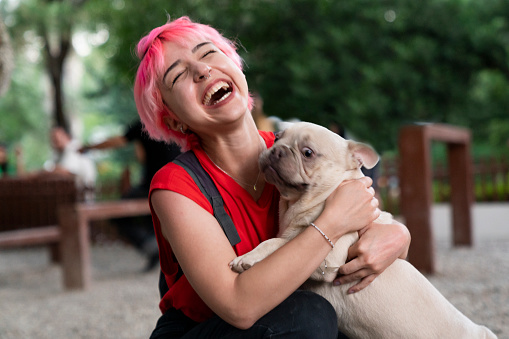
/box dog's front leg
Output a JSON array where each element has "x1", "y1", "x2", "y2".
[{"x1": 229, "y1": 238, "x2": 288, "y2": 273}]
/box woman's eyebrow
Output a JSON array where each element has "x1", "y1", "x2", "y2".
[
  {"x1": 162, "y1": 42, "x2": 212, "y2": 84},
  {"x1": 192, "y1": 41, "x2": 211, "y2": 53}
]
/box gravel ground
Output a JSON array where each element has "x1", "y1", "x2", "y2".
[
  {"x1": 0, "y1": 243, "x2": 160, "y2": 339},
  {"x1": 428, "y1": 239, "x2": 509, "y2": 338},
  {"x1": 1, "y1": 238, "x2": 507, "y2": 338}
]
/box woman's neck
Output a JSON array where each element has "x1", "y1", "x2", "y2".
[
  {"x1": 201, "y1": 119, "x2": 267, "y2": 196},
  {"x1": 201, "y1": 116, "x2": 260, "y2": 163}
]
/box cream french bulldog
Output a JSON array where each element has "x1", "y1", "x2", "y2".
[{"x1": 230, "y1": 122, "x2": 496, "y2": 339}]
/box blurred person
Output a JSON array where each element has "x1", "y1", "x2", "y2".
[
  {"x1": 251, "y1": 92, "x2": 277, "y2": 131},
  {"x1": 251, "y1": 92, "x2": 299, "y2": 132},
  {"x1": 20, "y1": 126, "x2": 97, "y2": 200},
  {"x1": 134, "y1": 16, "x2": 409, "y2": 338},
  {"x1": 81, "y1": 119, "x2": 181, "y2": 271},
  {"x1": 1, "y1": 144, "x2": 28, "y2": 177}
]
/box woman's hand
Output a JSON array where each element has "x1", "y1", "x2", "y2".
[
  {"x1": 317, "y1": 176, "x2": 381, "y2": 239},
  {"x1": 334, "y1": 220, "x2": 411, "y2": 293}
]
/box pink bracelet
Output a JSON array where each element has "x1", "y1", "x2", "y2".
[{"x1": 310, "y1": 222, "x2": 335, "y2": 249}]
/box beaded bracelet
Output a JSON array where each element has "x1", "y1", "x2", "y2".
[{"x1": 310, "y1": 222, "x2": 335, "y2": 249}]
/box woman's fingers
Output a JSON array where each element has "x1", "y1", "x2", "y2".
[
  {"x1": 334, "y1": 257, "x2": 379, "y2": 293},
  {"x1": 347, "y1": 274, "x2": 378, "y2": 294}
]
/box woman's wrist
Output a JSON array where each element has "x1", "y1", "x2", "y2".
[
  {"x1": 310, "y1": 222, "x2": 335, "y2": 249},
  {"x1": 312, "y1": 214, "x2": 344, "y2": 244}
]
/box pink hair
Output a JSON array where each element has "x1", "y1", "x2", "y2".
[{"x1": 134, "y1": 16, "x2": 253, "y2": 150}]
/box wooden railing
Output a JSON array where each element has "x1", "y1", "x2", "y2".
[
  {"x1": 436, "y1": 155, "x2": 509, "y2": 202},
  {"x1": 377, "y1": 154, "x2": 509, "y2": 215}
]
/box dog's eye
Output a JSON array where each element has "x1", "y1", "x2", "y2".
[{"x1": 302, "y1": 147, "x2": 313, "y2": 158}]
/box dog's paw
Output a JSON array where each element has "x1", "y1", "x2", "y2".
[
  {"x1": 229, "y1": 256, "x2": 246, "y2": 273},
  {"x1": 229, "y1": 255, "x2": 259, "y2": 273}
]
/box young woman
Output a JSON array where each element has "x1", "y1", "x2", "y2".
[{"x1": 134, "y1": 16, "x2": 410, "y2": 338}]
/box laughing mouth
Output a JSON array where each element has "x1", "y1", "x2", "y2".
[{"x1": 203, "y1": 81, "x2": 233, "y2": 106}]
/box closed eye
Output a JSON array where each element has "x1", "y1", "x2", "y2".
[
  {"x1": 202, "y1": 49, "x2": 216, "y2": 58},
  {"x1": 172, "y1": 50, "x2": 216, "y2": 87},
  {"x1": 172, "y1": 71, "x2": 185, "y2": 86}
]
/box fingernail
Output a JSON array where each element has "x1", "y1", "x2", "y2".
[
  {"x1": 348, "y1": 289, "x2": 355, "y2": 294},
  {"x1": 333, "y1": 280, "x2": 341, "y2": 286}
]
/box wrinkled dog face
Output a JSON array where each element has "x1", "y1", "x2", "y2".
[{"x1": 259, "y1": 122, "x2": 379, "y2": 200}]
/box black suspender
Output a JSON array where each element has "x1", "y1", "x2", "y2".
[
  {"x1": 173, "y1": 151, "x2": 241, "y2": 246},
  {"x1": 159, "y1": 150, "x2": 241, "y2": 298}
]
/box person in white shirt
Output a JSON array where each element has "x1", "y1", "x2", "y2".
[{"x1": 43, "y1": 126, "x2": 97, "y2": 200}]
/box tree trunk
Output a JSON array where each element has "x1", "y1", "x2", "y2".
[
  {"x1": 0, "y1": 16, "x2": 14, "y2": 97},
  {"x1": 41, "y1": 23, "x2": 71, "y2": 132}
]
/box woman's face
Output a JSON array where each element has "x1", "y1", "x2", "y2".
[{"x1": 158, "y1": 36, "x2": 249, "y2": 134}]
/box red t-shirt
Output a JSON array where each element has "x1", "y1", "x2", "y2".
[{"x1": 149, "y1": 131, "x2": 279, "y2": 322}]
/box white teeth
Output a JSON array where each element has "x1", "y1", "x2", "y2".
[{"x1": 203, "y1": 81, "x2": 231, "y2": 106}]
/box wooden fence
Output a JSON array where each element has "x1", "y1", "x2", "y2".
[{"x1": 377, "y1": 154, "x2": 509, "y2": 215}]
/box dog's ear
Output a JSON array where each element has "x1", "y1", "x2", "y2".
[{"x1": 347, "y1": 140, "x2": 379, "y2": 169}]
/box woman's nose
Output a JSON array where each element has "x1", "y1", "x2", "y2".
[{"x1": 194, "y1": 64, "x2": 211, "y2": 82}]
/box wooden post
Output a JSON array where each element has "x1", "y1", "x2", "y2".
[
  {"x1": 59, "y1": 204, "x2": 92, "y2": 290},
  {"x1": 448, "y1": 142, "x2": 474, "y2": 245},
  {"x1": 399, "y1": 124, "x2": 473, "y2": 274},
  {"x1": 399, "y1": 126, "x2": 435, "y2": 273},
  {"x1": 58, "y1": 199, "x2": 151, "y2": 290}
]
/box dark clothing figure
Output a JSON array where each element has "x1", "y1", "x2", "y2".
[
  {"x1": 119, "y1": 121, "x2": 181, "y2": 271},
  {"x1": 124, "y1": 121, "x2": 180, "y2": 189},
  {"x1": 82, "y1": 120, "x2": 181, "y2": 271},
  {"x1": 329, "y1": 121, "x2": 379, "y2": 190}
]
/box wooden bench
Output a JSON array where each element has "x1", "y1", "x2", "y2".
[
  {"x1": 58, "y1": 199, "x2": 151, "y2": 290},
  {"x1": 0, "y1": 226, "x2": 61, "y2": 247},
  {"x1": 399, "y1": 123, "x2": 474, "y2": 274},
  {"x1": 0, "y1": 177, "x2": 78, "y2": 261},
  {"x1": 0, "y1": 176, "x2": 151, "y2": 290}
]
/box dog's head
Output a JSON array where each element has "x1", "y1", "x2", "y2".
[{"x1": 259, "y1": 122, "x2": 379, "y2": 202}]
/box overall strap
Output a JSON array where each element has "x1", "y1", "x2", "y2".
[
  {"x1": 173, "y1": 151, "x2": 241, "y2": 246},
  {"x1": 159, "y1": 151, "x2": 242, "y2": 299}
]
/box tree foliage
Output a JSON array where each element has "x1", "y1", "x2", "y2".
[
  {"x1": 97, "y1": 0, "x2": 509, "y2": 152},
  {"x1": 1, "y1": 0, "x2": 509, "y2": 158},
  {"x1": 225, "y1": 0, "x2": 509, "y2": 151}
]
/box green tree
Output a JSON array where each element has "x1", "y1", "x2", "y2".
[{"x1": 3, "y1": 0, "x2": 96, "y2": 130}]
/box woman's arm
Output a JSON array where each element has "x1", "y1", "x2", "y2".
[{"x1": 151, "y1": 176, "x2": 379, "y2": 329}]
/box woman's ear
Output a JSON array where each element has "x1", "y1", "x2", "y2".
[{"x1": 162, "y1": 115, "x2": 180, "y2": 132}]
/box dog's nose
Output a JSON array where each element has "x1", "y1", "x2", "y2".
[{"x1": 271, "y1": 146, "x2": 287, "y2": 160}]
